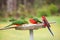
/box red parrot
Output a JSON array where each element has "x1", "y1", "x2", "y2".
[
  {"x1": 29, "y1": 17, "x2": 42, "y2": 24},
  {"x1": 42, "y1": 16, "x2": 48, "y2": 27},
  {"x1": 42, "y1": 16, "x2": 54, "y2": 36},
  {"x1": 29, "y1": 18, "x2": 37, "y2": 24}
]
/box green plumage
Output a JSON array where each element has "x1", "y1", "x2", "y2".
[
  {"x1": 5, "y1": 16, "x2": 28, "y2": 28},
  {"x1": 9, "y1": 18, "x2": 16, "y2": 22},
  {"x1": 28, "y1": 15, "x2": 42, "y2": 23},
  {"x1": 33, "y1": 18, "x2": 42, "y2": 23},
  {"x1": 12, "y1": 20, "x2": 28, "y2": 25},
  {"x1": 5, "y1": 18, "x2": 28, "y2": 28}
]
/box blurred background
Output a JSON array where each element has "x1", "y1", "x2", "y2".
[{"x1": 0, "y1": 0, "x2": 60, "y2": 40}]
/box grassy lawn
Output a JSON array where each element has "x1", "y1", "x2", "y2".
[{"x1": 0, "y1": 16, "x2": 60, "y2": 40}]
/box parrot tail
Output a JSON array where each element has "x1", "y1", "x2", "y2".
[
  {"x1": 39, "y1": 21, "x2": 42, "y2": 23},
  {"x1": 4, "y1": 24, "x2": 13, "y2": 28}
]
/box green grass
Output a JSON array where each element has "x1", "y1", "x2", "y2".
[{"x1": 0, "y1": 16, "x2": 60, "y2": 40}]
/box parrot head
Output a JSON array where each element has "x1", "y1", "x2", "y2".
[{"x1": 42, "y1": 16, "x2": 46, "y2": 21}]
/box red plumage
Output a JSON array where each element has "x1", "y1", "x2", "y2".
[
  {"x1": 14, "y1": 24, "x2": 21, "y2": 26},
  {"x1": 42, "y1": 16, "x2": 54, "y2": 36},
  {"x1": 42, "y1": 16, "x2": 50, "y2": 27},
  {"x1": 29, "y1": 18, "x2": 37, "y2": 24}
]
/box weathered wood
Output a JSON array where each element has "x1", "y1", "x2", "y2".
[
  {"x1": 0, "y1": 22, "x2": 56, "y2": 30},
  {"x1": 15, "y1": 24, "x2": 44, "y2": 30}
]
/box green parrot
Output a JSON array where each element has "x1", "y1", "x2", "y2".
[
  {"x1": 9, "y1": 17, "x2": 16, "y2": 22},
  {"x1": 33, "y1": 18, "x2": 42, "y2": 23},
  {"x1": 20, "y1": 16, "x2": 28, "y2": 24},
  {"x1": 29, "y1": 15, "x2": 42, "y2": 23},
  {"x1": 5, "y1": 17, "x2": 28, "y2": 28}
]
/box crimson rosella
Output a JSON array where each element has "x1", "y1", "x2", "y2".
[{"x1": 42, "y1": 16, "x2": 54, "y2": 36}]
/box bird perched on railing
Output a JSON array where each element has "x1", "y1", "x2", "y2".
[
  {"x1": 42, "y1": 16, "x2": 54, "y2": 36},
  {"x1": 5, "y1": 16, "x2": 28, "y2": 28},
  {"x1": 5, "y1": 20, "x2": 28, "y2": 28},
  {"x1": 29, "y1": 16, "x2": 42, "y2": 24}
]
